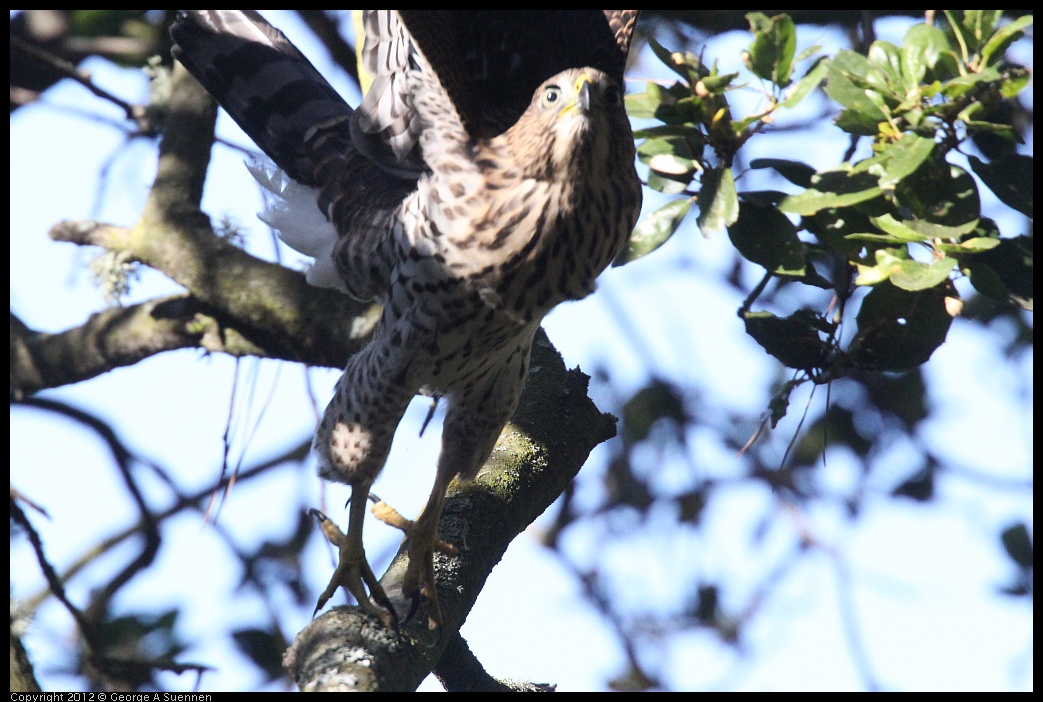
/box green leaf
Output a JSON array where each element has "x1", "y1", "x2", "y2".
[
  {"x1": 866, "y1": 214, "x2": 980, "y2": 242},
  {"x1": 889, "y1": 257, "x2": 958, "y2": 291},
  {"x1": 625, "y1": 82, "x2": 696, "y2": 122},
  {"x1": 866, "y1": 40, "x2": 904, "y2": 91},
  {"x1": 964, "y1": 120, "x2": 1019, "y2": 141},
  {"x1": 868, "y1": 214, "x2": 933, "y2": 242},
  {"x1": 744, "y1": 12, "x2": 797, "y2": 87},
  {"x1": 902, "y1": 24, "x2": 952, "y2": 86},
  {"x1": 855, "y1": 248, "x2": 905, "y2": 285},
  {"x1": 637, "y1": 136, "x2": 698, "y2": 172},
  {"x1": 939, "y1": 66, "x2": 1003, "y2": 99},
  {"x1": 646, "y1": 170, "x2": 692, "y2": 195},
  {"x1": 697, "y1": 167, "x2": 739, "y2": 235},
  {"x1": 854, "y1": 247, "x2": 957, "y2": 290},
  {"x1": 778, "y1": 58, "x2": 828, "y2": 109},
  {"x1": 850, "y1": 282, "x2": 954, "y2": 370},
  {"x1": 980, "y1": 15, "x2": 1033, "y2": 68},
  {"x1": 855, "y1": 133, "x2": 937, "y2": 190},
  {"x1": 632, "y1": 124, "x2": 702, "y2": 139},
  {"x1": 998, "y1": 66, "x2": 1032, "y2": 98},
  {"x1": 951, "y1": 10, "x2": 1005, "y2": 56},
  {"x1": 646, "y1": 35, "x2": 691, "y2": 81},
  {"x1": 968, "y1": 154, "x2": 1033, "y2": 218},
  {"x1": 648, "y1": 152, "x2": 697, "y2": 176},
  {"x1": 779, "y1": 188, "x2": 884, "y2": 216},
  {"x1": 934, "y1": 236, "x2": 1000, "y2": 254},
  {"x1": 824, "y1": 51, "x2": 889, "y2": 133},
  {"x1": 727, "y1": 201, "x2": 806, "y2": 274},
  {"x1": 625, "y1": 87, "x2": 660, "y2": 120},
  {"x1": 615, "y1": 198, "x2": 692, "y2": 266}
]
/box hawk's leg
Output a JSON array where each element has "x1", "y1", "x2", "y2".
[
  {"x1": 310, "y1": 331, "x2": 416, "y2": 627},
  {"x1": 384, "y1": 338, "x2": 533, "y2": 630}
]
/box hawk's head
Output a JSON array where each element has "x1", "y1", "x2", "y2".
[{"x1": 504, "y1": 67, "x2": 631, "y2": 183}]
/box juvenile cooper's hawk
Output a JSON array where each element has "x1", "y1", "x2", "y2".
[{"x1": 171, "y1": 10, "x2": 641, "y2": 630}]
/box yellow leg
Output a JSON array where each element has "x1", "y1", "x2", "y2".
[{"x1": 310, "y1": 488, "x2": 398, "y2": 629}]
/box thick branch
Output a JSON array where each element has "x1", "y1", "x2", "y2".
[
  {"x1": 42, "y1": 63, "x2": 381, "y2": 379},
  {"x1": 10, "y1": 296, "x2": 271, "y2": 395},
  {"x1": 285, "y1": 330, "x2": 617, "y2": 691}
]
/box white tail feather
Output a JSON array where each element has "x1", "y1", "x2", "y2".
[{"x1": 246, "y1": 157, "x2": 347, "y2": 292}]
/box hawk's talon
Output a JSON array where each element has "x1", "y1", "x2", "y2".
[
  {"x1": 309, "y1": 505, "x2": 399, "y2": 630},
  {"x1": 405, "y1": 591, "x2": 422, "y2": 625}
]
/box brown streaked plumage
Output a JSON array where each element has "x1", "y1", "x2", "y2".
[{"x1": 171, "y1": 10, "x2": 641, "y2": 630}]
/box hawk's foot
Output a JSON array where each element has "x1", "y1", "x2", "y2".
[
  {"x1": 369, "y1": 498, "x2": 458, "y2": 631},
  {"x1": 309, "y1": 508, "x2": 398, "y2": 630}
]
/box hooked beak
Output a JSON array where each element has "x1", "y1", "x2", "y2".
[
  {"x1": 560, "y1": 73, "x2": 593, "y2": 118},
  {"x1": 576, "y1": 74, "x2": 592, "y2": 112}
]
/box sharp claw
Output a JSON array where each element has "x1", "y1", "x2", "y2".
[{"x1": 405, "y1": 590, "x2": 422, "y2": 624}]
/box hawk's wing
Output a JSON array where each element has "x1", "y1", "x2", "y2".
[
  {"x1": 169, "y1": 11, "x2": 639, "y2": 296},
  {"x1": 353, "y1": 11, "x2": 639, "y2": 174},
  {"x1": 170, "y1": 12, "x2": 413, "y2": 260}
]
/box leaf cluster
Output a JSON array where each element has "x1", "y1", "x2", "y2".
[{"x1": 622, "y1": 11, "x2": 1032, "y2": 395}]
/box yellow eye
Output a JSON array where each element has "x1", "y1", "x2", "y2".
[{"x1": 542, "y1": 85, "x2": 562, "y2": 108}]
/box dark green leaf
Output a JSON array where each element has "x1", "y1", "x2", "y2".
[
  {"x1": 893, "y1": 465, "x2": 935, "y2": 501},
  {"x1": 966, "y1": 235, "x2": 1033, "y2": 310},
  {"x1": 621, "y1": 379, "x2": 687, "y2": 443},
  {"x1": 768, "y1": 379, "x2": 802, "y2": 427},
  {"x1": 646, "y1": 35, "x2": 691, "y2": 81},
  {"x1": 233, "y1": 628, "x2": 287, "y2": 682},
  {"x1": 896, "y1": 161, "x2": 980, "y2": 225},
  {"x1": 749, "y1": 158, "x2": 816, "y2": 188},
  {"x1": 1000, "y1": 523, "x2": 1033, "y2": 569},
  {"x1": 968, "y1": 153, "x2": 1033, "y2": 218},
  {"x1": 804, "y1": 207, "x2": 879, "y2": 257},
  {"x1": 743, "y1": 309, "x2": 831, "y2": 371},
  {"x1": 728, "y1": 201, "x2": 806, "y2": 274},
  {"x1": 850, "y1": 282, "x2": 954, "y2": 370}
]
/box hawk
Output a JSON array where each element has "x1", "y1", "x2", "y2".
[{"x1": 170, "y1": 10, "x2": 641, "y2": 630}]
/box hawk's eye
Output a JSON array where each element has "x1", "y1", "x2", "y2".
[
  {"x1": 604, "y1": 85, "x2": 621, "y2": 106},
  {"x1": 542, "y1": 85, "x2": 562, "y2": 108}
]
